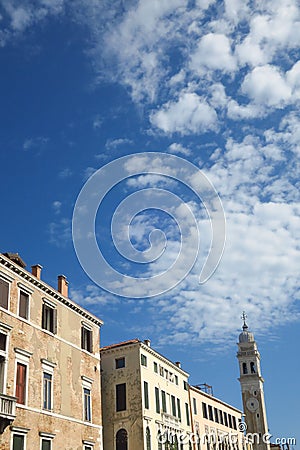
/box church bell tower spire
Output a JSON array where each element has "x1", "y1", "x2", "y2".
[{"x1": 237, "y1": 313, "x2": 270, "y2": 450}]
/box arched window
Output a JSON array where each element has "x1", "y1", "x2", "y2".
[
  {"x1": 157, "y1": 431, "x2": 163, "y2": 450},
  {"x1": 116, "y1": 428, "x2": 128, "y2": 450},
  {"x1": 173, "y1": 435, "x2": 179, "y2": 450},
  {"x1": 242, "y1": 362, "x2": 248, "y2": 374},
  {"x1": 197, "y1": 433, "x2": 201, "y2": 450},
  {"x1": 146, "y1": 427, "x2": 151, "y2": 450},
  {"x1": 250, "y1": 362, "x2": 256, "y2": 373}
]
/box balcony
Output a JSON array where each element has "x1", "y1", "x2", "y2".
[
  {"x1": 161, "y1": 412, "x2": 181, "y2": 427},
  {"x1": 0, "y1": 393, "x2": 17, "y2": 433}
]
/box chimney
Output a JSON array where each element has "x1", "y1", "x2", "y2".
[
  {"x1": 175, "y1": 361, "x2": 181, "y2": 368},
  {"x1": 144, "y1": 339, "x2": 151, "y2": 347},
  {"x1": 58, "y1": 275, "x2": 69, "y2": 297},
  {"x1": 31, "y1": 264, "x2": 42, "y2": 280}
]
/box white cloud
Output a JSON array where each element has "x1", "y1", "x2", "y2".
[
  {"x1": 286, "y1": 60, "x2": 300, "y2": 99},
  {"x1": 227, "y1": 99, "x2": 264, "y2": 120},
  {"x1": 49, "y1": 218, "x2": 71, "y2": 247},
  {"x1": 150, "y1": 92, "x2": 217, "y2": 135},
  {"x1": 235, "y1": 0, "x2": 300, "y2": 67},
  {"x1": 0, "y1": 0, "x2": 65, "y2": 44},
  {"x1": 168, "y1": 143, "x2": 191, "y2": 156},
  {"x1": 241, "y1": 65, "x2": 291, "y2": 107},
  {"x1": 105, "y1": 138, "x2": 133, "y2": 150},
  {"x1": 83, "y1": 166, "x2": 97, "y2": 180},
  {"x1": 129, "y1": 134, "x2": 300, "y2": 345},
  {"x1": 190, "y1": 33, "x2": 236, "y2": 73},
  {"x1": 92, "y1": 114, "x2": 103, "y2": 129},
  {"x1": 58, "y1": 168, "x2": 73, "y2": 179},
  {"x1": 23, "y1": 136, "x2": 49, "y2": 152},
  {"x1": 52, "y1": 200, "x2": 62, "y2": 214},
  {"x1": 70, "y1": 284, "x2": 118, "y2": 307}
]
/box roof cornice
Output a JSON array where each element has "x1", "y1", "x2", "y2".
[{"x1": 0, "y1": 254, "x2": 103, "y2": 327}]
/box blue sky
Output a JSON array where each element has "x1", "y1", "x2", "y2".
[{"x1": 1, "y1": 0, "x2": 299, "y2": 444}]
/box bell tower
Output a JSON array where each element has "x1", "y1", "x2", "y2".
[{"x1": 237, "y1": 313, "x2": 270, "y2": 450}]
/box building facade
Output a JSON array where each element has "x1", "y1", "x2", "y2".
[
  {"x1": 189, "y1": 384, "x2": 244, "y2": 450},
  {"x1": 237, "y1": 315, "x2": 270, "y2": 450},
  {"x1": 101, "y1": 339, "x2": 193, "y2": 450},
  {"x1": 0, "y1": 252, "x2": 103, "y2": 450}
]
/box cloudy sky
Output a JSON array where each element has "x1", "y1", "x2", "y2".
[{"x1": 1, "y1": 0, "x2": 299, "y2": 443}]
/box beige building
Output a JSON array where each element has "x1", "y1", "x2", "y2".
[
  {"x1": 101, "y1": 339, "x2": 193, "y2": 450},
  {"x1": 0, "y1": 252, "x2": 103, "y2": 450},
  {"x1": 189, "y1": 384, "x2": 244, "y2": 450}
]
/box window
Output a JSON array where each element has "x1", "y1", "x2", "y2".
[
  {"x1": 158, "y1": 431, "x2": 163, "y2": 450},
  {"x1": 144, "y1": 381, "x2": 149, "y2": 409},
  {"x1": 224, "y1": 412, "x2": 228, "y2": 427},
  {"x1": 154, "y1": 362, "x2": 158, "y2": 373},
  {"x1": 183, "y1": 380, "x2": 188, "y2": 390},
  {"x1": 81, "y1": 325, "x2": 93, "y2": 353},
  {"x1": 171, "y1": 395, "x2": 176, "y2": 417},
  {"x1": 214, "y1": 407, "x2": 219, "y2": 423},
  {"x1": 208, "y1": 405, "x2": 213, "y2": 421},
  {"x1": 115, "y1": 357, "x2": 125, "y2": 369},
  {"x1": 232, "y1": 416, "x2": 237, "y2": 430},
  {"x1": 83, "y1": 387, "x2": 92, "y2": 421},
  {"x1": 155, "y1": 387, "x2": 160, "y2": 413},
  {"x1": 177, "y1": 398, "x2": 181, "y2": 420},
  {"x1": 116, "y1": 383, "x2": 126, "y2": 411},
  {"x1": 159, "y1": 366, "x2": 164, "y2": 376},
  {"x1": 41, "y1": 439, "x2": 51, "y2": 450},
  {"x1": 242, "y1": 362, "x2": 248, "y2": 374},
  {"x1": 185, "y1": 402, "x2": 190, "y2": 426},
  {"x1": 12, "y1": 434, "x2": 25, "y2": 450},
  {"x1": 161, "y1": 390, "x2": 167, "y2": 413},
  {"x1": 42, "y1": 302, "x2": 57, "y2": 334},
  {"x1": 219, "y1": 410, "x2": 224, "y2": 425},
  {"x1": 175, "y1": 375, "x2": 178, "y2": 385},
  {"x1": 0, "y1": 332, "x2": 7, "y2": 393},
  {"x1": 40, "y1": 433, "x2": 55, "y2": 450},
  {"x1": 228, "y1": 414, "x2": 233, "y2": 428},
  {"x1": 193, "y1": 398, "x2": 197, "y2": 415},
  {"x1": 116, "y1": 429, "x2": 128, "y2": 450},
  {"x1": 43, "y1": 372, "x2": 52, "y2": 410},
  {"x1": 202, "y1": 402, "x2": 208, "y2": 419},
  {"x1": 141, "y1": 354, "x2": 147, "y2": 366},
  {"x1": 146, "y1": 427, "x2": 151, "y2": 450},
  {"x1": 16, "y1": 363, "x2": 27, "y2": 404},
  {"x1": 19, "y1": 291, "x2": 29, "y2": 320},
  {"x1": 250, "y1": 362, "x2": 256, "y2": 373},
  {"x1": 0, "y1": 277, "x2": 9, "y2": 309}
]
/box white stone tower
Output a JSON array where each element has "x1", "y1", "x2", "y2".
[{"x1": 237, "y1": 313, "x2": 270, "y2": 450}]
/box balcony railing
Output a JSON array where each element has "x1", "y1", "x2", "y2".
[
  {"x1": 0, "y1": 393, "x2": 17, "y2": 420},
  {"x1": 161, "y1": 412, "x2": 181, "y2": 427}
]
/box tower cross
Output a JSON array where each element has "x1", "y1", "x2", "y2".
[{"x1": 241, "y1": 311, "x2": 247, "y2": 325}]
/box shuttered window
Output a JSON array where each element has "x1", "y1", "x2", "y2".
[
  {"x1": 83, "y1": 387, "x2": 92, "y2": 422},
  {"x1": 42, "y1": 303, "x2": 57, "y2": 334},
  {"x1": 155, "y1": 387, "x2": 160, "y2": 413},
  {"x1": 116, "y1": 383, "x2": 126, "y2": 411},
  {"x1": 0, "y1": 278, "x2": 9, "y2": 309},
  {"x1": 81, "y1": 326, "x2": 93, "y2": 353},
  {"x1": 16, "y1": 363, "x2": 27, "y2": 404},
  {"x1": 12, "y1": 434, "x2": 24, "y2": 450},
  {"x1": 19, "y1": 291, "x2": 29, "y2": 319},
  {"x1": 41, "y1": 439, "x2": 51, "y2": 450},
  {"x1": 144, "y1": 381, "x2": 149, "y2": 409}
]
